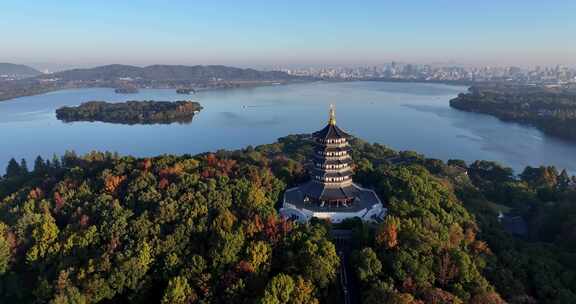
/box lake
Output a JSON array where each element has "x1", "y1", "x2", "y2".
[{"x1": 1, "y1": 81, "x2": 575, "y2": 174}]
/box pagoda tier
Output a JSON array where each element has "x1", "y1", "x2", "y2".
[
  {"x1": 313, "y1": 158, "x2": 353, "y2": 166},
  {"x1": 314, "y1": 145, "x2": 352, "y2": 154}
]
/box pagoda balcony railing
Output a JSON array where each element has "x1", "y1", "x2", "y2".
[
  {"x1": 314, "y1": 162, "x2": 350, "y2": 169},
  {"x1": 314, "y1": 154, "x2": 351, "y2": 160},
  {"x1": 314, "y1": 166, "x2": 352, "y2": 173},
  {"x1": 317, "y1": 138, "x2": 347, "y2": 145},
  {"x1": 320, "y1": 142, "x2": 349, "y2": 148},
  {"x1": 317, "y1": 155, "x2": 351, "y2": 161},
  {"x1": 316, "y1": 150, "x2": 349, "y2": 157},
  {"x1": 313, "y1": 175, "x2": 352, "y2": 183}
]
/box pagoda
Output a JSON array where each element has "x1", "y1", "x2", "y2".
[{"x1": 280, "y1": 106, "x2": 385, "y2": 223}]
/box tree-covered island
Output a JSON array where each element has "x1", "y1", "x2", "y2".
[
  {"x1": 450, "y1": 84, "x2": 576, "y2": 141},
  {"x1": 114, "y1": 87, "x2": 139, "y2": 94},
  {"x1": 55, "y1": 100, "x2": 203, "y2": 125}
]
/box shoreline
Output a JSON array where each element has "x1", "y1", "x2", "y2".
[
  {"x1": 0, "y1": 79, "x2": 311, "y2": 103},
  {"x1": 0, "y1": 78, "x2": 480, "y2": 103}
]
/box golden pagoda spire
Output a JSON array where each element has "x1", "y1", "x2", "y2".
[{"x1": 328, "y1": 104, "x2": 336, "y2": 125}]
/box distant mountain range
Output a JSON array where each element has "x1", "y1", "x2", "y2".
[
  {"x1": 0, "y1": 63, "x2": 42, "y2": 79},
  {"x1": 40, "y1": 64, "x2": 298, "y2": 82},
  {"x1": 0, "y1": 64, "x2": 306, "y2": 101}
]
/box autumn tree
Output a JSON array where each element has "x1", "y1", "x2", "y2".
[{"x1": 376, "y1": 216, "x2": 400, "y2": 249}]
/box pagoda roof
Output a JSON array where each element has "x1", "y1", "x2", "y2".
[
  {"x1": 313, "y1": 123, "x2": 351, "y2": 140},
  {"x1": 300, "y1": 181, "x2": 358, "y2": 200},
  {"x1": 285, "y1": 181, "x2": 382, "y2": 206}
]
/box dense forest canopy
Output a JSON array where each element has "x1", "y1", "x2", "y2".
[
  {"x1": 450, "y1": 84, "x2": 576, "y2": 141},
  {"x1": 1, "y1": 135, "x2": 575, "y2": 303},
  {"x1": 55, "y1": 101, "x2": 203, "y2": 125}
]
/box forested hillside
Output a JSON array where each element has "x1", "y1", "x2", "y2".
[
  {"x1": 0, "y1": 64, "x2": 305, "y2": 102},
  {"x1": 40, "y1": 64, "x2": 297, "y2": 82},
  {"x1": 450, "y1": 85, "x2": 576, "y2": 141},
  {"x1": 1, "y1": 136, "x2": 574, "y2": 303},
  {"x1": 0, "y1": 63, "x2": 42, "y2": 79}
]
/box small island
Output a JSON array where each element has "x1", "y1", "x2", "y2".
[
  {"x1": 115, "y1": 87, "x2": 139, "y2": 94},
  {"x1": 56, "y1": 100, "x2": 202, "y2": 125},
  {"x1": 450, "y1": 84, "x2": 576, "y2": 141},
  {"x1": 176, "y1": 88, "x2": 195, "y2": 94}
]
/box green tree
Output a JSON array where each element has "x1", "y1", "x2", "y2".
[
  {"x1": 52, "y1": 286, "x2": 87, "y2": 304},
  {"x1": 300, "y1": 238, "x2": 339, "y2": 288},
  {"x1": 353, "y1": 247, "x2": 382, "y2": 282},
  {"x1": 5, "y1": 158, "x2": 21, "y2": 178},
  {"x1": 26, "y1": 212, "x2": 59, "y2": 262},
  {"x1": 246, "y1": 240, "x2": 271, "y2": 273},
  {"x1": 260, "y1": 273, "x2": 295, "y2": 304},
  {"x1": 34, "y1": 156, "x2": 47, "y2": 174},
  {"x1": 19, "y1": 158, "x2": 29, "y2": 174},
  {"x1": 162, "y1": 276, "x2": 195, "y2": 304},
  {"x1": 0, "y1": 223, "x2": 12, "y2": 274}
]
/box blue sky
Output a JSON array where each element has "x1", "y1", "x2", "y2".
[{"x1": 2, "y1": 1, "x2": 575, "y2": 68}]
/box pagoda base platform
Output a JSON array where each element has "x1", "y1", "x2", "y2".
[{"x1": 280, "y1": 182, "x2": 386, "y2": 223}]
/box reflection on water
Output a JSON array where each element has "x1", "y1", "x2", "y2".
[{"x1": 1, "y1": 81, "x2": 575, "y2": 174}]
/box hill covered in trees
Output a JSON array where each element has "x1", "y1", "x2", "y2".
[
  {"x1": 41, "y1": 64, "x2": 298, "y2": 82},
  {"x1": 0, "y1": 64, "x2": 306, "y2": 102},
  {"x1": 0, "y1": 63, "x2": 42, "y2": 79},
  {"x1": 56, "y1": 101, "x2": 203, "y2": 125},
  {"x1": 450, "y1": 84, "x2": 576, "y2": 141},
  {"x1": 1, "y1": 136, "x2": 575, "y2": 303}
]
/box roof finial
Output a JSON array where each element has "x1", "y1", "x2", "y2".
[{"x1": 328, "y1": 104, "x2": 336, "y2": 125}]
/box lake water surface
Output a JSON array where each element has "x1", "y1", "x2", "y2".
[{"x1": 1, "y1": 81, "x2": 575, "y2": 174}]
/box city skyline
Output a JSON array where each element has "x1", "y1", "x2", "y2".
[{"x1": 2, "y1": 1, "x2": 576, "y2": 68}]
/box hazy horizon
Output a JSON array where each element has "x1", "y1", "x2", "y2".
[{"x1": 2, "y1": 1, "x2": 576, "y2": 69}]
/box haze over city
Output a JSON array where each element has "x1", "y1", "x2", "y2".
[{"x1": 2, "y1": 0, "x2": 576, "y2": 70}]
